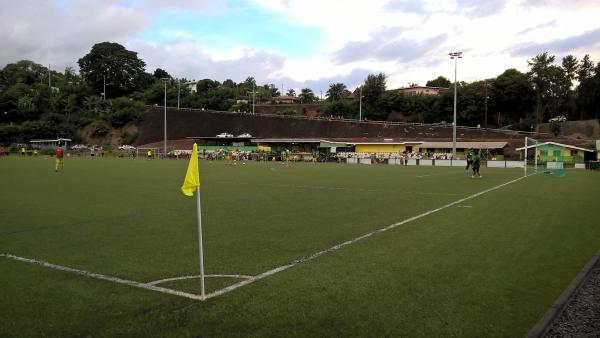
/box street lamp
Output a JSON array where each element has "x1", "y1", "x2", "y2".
[
  {"x1": 449, "y1": 51, "x2": 462, "y2": 159},
  {"x1": 162, "y1": 78, "x2": 170, "y2": 157}
]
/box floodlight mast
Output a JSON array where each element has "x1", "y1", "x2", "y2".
[
  {"x1": 449, "y1": 51, "x2": 462, "y2": 159},
  {"x1": 359, "y1": 86, "x2": 363, "y2": 121},
  {"x1": 162, "y1": 78, "x2": 170, "y2": 157}
]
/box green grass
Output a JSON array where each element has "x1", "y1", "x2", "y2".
[{"x1": 1, "y1": 156, "x2": 599, "y2": 337}]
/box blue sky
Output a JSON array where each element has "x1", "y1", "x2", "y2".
[
  {"x1": 1, "y1": 0, "x2": 600, "y2": 92},
  {"x1": 140, "y1": 1, "x2": 325, "y2": 58}
]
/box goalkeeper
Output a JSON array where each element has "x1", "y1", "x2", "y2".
[{"x1": 471, "y1": 150, "x2": 481, "y2": 178}]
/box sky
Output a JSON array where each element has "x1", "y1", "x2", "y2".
[{"x1": 1, "y1": 0, "x2": 600, "y2": 94}]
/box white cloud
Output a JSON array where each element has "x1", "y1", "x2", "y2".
[
  {"x1": 1, "y1": 0, "x2": 600, "y2": 92},
  {"x1": 0, "y1": 0, "x2": 148, "y2": 71}
]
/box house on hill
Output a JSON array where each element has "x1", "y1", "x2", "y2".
[
  {"x1": 397, "y1": 86, "x2": 448, "y2": 96},
  {"x1": 272, "y1": 96, "x2": 295, "y2": 104}
]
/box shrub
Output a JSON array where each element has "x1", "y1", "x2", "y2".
[
  {"x1": 120, "y1": 131, "x2": 138, "y2": 145},
  {"x1": 90, "y1": 120, "x2": 109, "y2": 137},
  {"x1": 550, "y1": 121, "x2": 561, "y2": 136},
  {"x1": 108, "y1": 98, "x2": 145, "y2": 127}
]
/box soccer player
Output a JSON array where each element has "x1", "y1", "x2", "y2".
[
  {"x1": 466, "y1": 150, "x2": 473, "y2": 170},
  {"x1": 147, "y1": 149, "x2": 153, "y2": 160},
  {"x1": 472, "y1": 150, "x2": 481, "y2": 178},
  {"x1": 55, "y1": 146, "x2": 64, "y2": 172},
  {"x1": 20, "y1": 147, "x2": 26, "y2": 156}
]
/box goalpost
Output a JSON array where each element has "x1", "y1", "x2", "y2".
[{"x1": 524, "y1": 137, "x2": 565, "y2": 178}]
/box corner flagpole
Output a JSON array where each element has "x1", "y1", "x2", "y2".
[
  {"x1": 196, "y1": 187, "x2": 205, "y2": 300},
  {"x1": 181, "y1": 143, "x2": 205, "y2": 300}
]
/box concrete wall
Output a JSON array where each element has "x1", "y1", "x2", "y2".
[
  {"x1": 137, "y1": 107, "x2": 542, "y2": 147},
  {"x1": 537, "y1": 119, "x2": 600, "y2": 139}
]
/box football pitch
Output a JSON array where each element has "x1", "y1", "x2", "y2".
[{"x1": 1, "y1": 156, "x2": 599, "y2": 337}]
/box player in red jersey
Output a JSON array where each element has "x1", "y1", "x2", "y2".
[{"x1": 55, "y1": 146, "x2": 64, "y2": 172}]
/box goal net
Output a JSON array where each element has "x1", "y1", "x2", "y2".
[{"x1": 525, "y1": 137, "x2": 565, "y2": 178}]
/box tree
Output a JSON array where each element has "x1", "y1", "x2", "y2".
[
  {"x1": 561, "y1": 55, "x2": 578, "y2": 86},
  {"x1": 286, "y1": 88, "x2": 296, "y2": 97},
  {"x1": 195, "y1": 79, "x2": 219, "y2": 93},
  {"x1": 298, "y1": 88, "x2": 316, "y2": 103},
  {"x1": 153, "y1": 68, "x2": 171, "y2": 79},
  {"x1": 362, "y1": 73, "x2": 387, "y2": 120},
  {"x1": 492, "y1": 69, "x2": 535, "y2": 127},
  {"x1": 576, "y1": 55, "x2": 597, "y2": 119},
  {"x1": 577, "y1": 54, "x2": 594, "y2": 81},
  {"x1": 528, "y1": 52, "x2": 555, "y2": 124},
  {"x1": 78, "y1": 42, "x2": 147, "y2": 97},
  {"x1": 0, "y1": 60, "x2": 46, "y2": 88},
  {"x1": 326, "y1": 83, "x2": 350, "y2": 102},
  {"x1": 561, "y1": 55, "x2": 578, "y2": 119},
  {"x1": 426, "y1": 76, "x2": 451, "y2": 88},
  {"x1": 222, "y1": 79, "x2": 236, "y2": 88}
]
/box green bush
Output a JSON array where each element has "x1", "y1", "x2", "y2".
[
  {"x1": 120, "y1": 131, "x2": 138, "y2": 145},
  {"x1": 90, "y1": 120, "x2": 109, "y2": 137},
  {"x1": 108, "y1": 98, "x2": 145, "y2": 127},
  {"x1": 550, "y1": 121, "x2": 561, "y2": 136}
]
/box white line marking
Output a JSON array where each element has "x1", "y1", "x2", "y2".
[
  {"x1": 457, "y1": 205, "x2": 473, "y2": 208},
  {"x1": 147, "y1": 274, "x2": 252, "y2": 286},
  {"x1": 0, "y1": 253, "x2": 205, "y2": 301},
  {"x1": 416, "y1": 170, "x2": 466, "y2": 178},
  {"x1": 2, "y1": 175, "x2": 528, "y2": 302},
  {"x1": 235, "y1": 182, "x2": 462, "y2": 196},
  {"x1": 204, "y1": 175, "x2": 526, "y2": 300}
]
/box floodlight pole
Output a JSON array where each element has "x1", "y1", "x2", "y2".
[
  {"x1": 177, "y1": 79, "x2": 180, "y2": 110},
  {"x1": 48, "y1": 64, "x2": 51, "y2": 88},
  {"x1": 359, "y1": 86, "x2": 362, "y2": 121},
  {"x1": 252, "y1": 83, "x2": 255, "y2": 114},
  {"x1": 162, "y1": 78, "x2": 169, "y2": 158},
  {"x1": 449, "y1": 51, "x2": 462, "y2": 159}
]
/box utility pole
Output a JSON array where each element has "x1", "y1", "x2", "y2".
[
  {"x1": 103, "y1": 74, "x2": 106, "y2": 100},
  {"x1": 449, "y1": 51, "x2": 462, "y2": 159},
  {"x1": 252, "y1": 83, "x2": 255, "y2": 115},
  {"x1": 48, "y1": 64, "x2": 51, "y2": 88},
  {"x1": 177, "y1": 79, "x2": 180, "y2": 110}
]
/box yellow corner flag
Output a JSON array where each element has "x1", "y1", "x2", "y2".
[{"x1": 181, "y1": 143, "x2": 200, "y2": 196}]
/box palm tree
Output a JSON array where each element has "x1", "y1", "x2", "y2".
[
  {"x1": 298, "y1": 88, "x2": 316, "y2": 103},
  {"x1": 326, "y1": 83, "x2": 350, "y2": 102}
]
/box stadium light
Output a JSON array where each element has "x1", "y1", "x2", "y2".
[
  {"x1": 449, "y1": 51, "x2": 462, "y2": 159},
  {"x1": 359, "y1": 86, "x2": 363, "y2": 121},
  {"x1": 162, "y1": 78, "x2": 170, "y2": 158}
]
